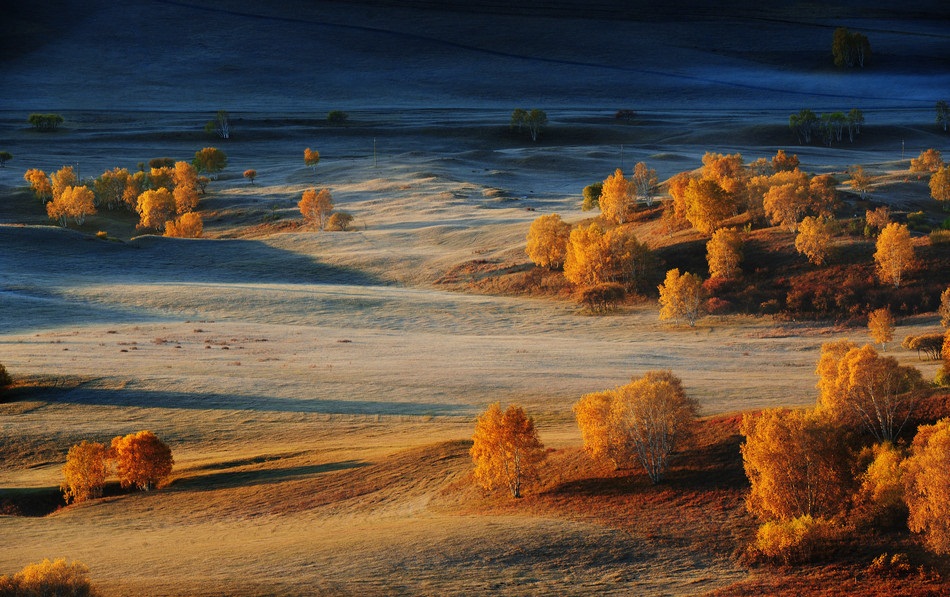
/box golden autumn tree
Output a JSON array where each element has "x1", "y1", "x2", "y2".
[
  {"x1": 135, "y1": 188, "x2": 176, "y2": 230},
  {"x1": 50, "y1": 165, "x2": 77, "y2": 201},
  {"x1": 299, "y1": 188, "x2": 334, "y2": 230},
  {"x1": 762, "y1": 168, "x2": 810, "y2": 230},
  {"x1": 110, "y1": 430, "x2": 173, "y2": 491},
  {"x1": 940, "y1": 286, "x2": 950, "y2": 328},
  {"x1": 94, "y1": 167, "x2": 130, "y2": 210},
  {"x1": 865, "y1": 206, "x2": 890, "y2": 233},
  {"x1": 849, "y1": 165, "x2": 872, "y2": 199},
  {"x1": 122, "y1": 171, "x2": 146, "y2": 210},
  {"x1": 867, "y1": 307, "x2": 895, "y2": 351},
  {"x1": 902, "y1": 418, "x2": 950, "y2": 554},
  {"x1": 164, "y1": 212, "x2": 203, "y2": 238},
  {"x1": 470, "y1": 403, "x2": 545, "y2": 498},
  {"x1": 909, "y1": 148, "x2": 943, "y2": 176},
  {"x1": 599, "y1": 168, "x2": 634, "y2": 224},
  {"x1": 46, "y1": 185, "x2": 96, "y2": 227},
  {"x1": 304, "y1": 147, "x2": 320, "y2": 171},
  {"x1": 667, "y1": 171, "x2": 693, "y2": 223},
  {"x1": 874, "y1": 222, "x2": 914, "y2": 287},
  {"x1": 148, "y1": 166, "x2": 174, "y2": 191},
  {"x1": 683, "y1": 177, "x2": 732, "y2": 235},
  {"x1": 525, "y1": 213, "x2": 571, "y2": 269},
  {"x1": 815, "y1": 339, "x2": 859, "y2": 409},
  {"x1": 24, "y1": 168, "x2": 52, "y2": 201},
  {"x1": 0, "y1": 558, "x2": 98, "y2": 597},
  {"x1": 658, "y1": 268, "x2": 704, "y2": 326},
  {"x1": 851, "y1": 442, "x2": 906, "y2": 528},
  {"x1": 243, "y1": 169, "x2": 257, "y2": 184},
  {"x1": 771, "y1": 149, "x2": 800, "y2": 172},
  {"x1": 817, "y1": 344, "x2": 925, "y2": 442},
  {"x1": 172, "y1": 161, "x2": 199, "y2": 214},
  {"x1": 740, "y1": 408, "x2": 853, "y2": 521},
  {"x1": 930, "y1": 165, "x2": 950, "y2": 207},
  {"x1": 61, "y1": 440, "x2": 108, "y2": 504},
  {"x1": 563, "y1": 223, "x2": 652, "y2": 290},
  {"x1": 573, "y1": 390, "x2": 629, "y2": 468},
  {"x1": 795, "y1": 216, "x2": 834, "y2": 266},
  {"x1": 706, "y1": 227, "x2": 743, "y2": 279}
]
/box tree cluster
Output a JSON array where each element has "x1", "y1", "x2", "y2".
[
  {"x1": 204, "y1": 110, "x2": 231, "y2": 139},
  {"x1": 832, "y1": 27, "x2": 870, "y2": 68},
  {"x1": 60, "y1": 430, "x2": 174, "y2": 504},
  {"x1": 510, "y1": 108, "x2": 548, "y2": 142},
  {"x1": 789, "y1": 108, "x2": 864, "y2": 145},
  {"x1": 27, "y1": 113, "x2": 64, "y2": 131}
]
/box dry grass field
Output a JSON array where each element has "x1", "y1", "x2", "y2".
[{"x1": 1, "y1": 0, "x2": 949, "y2": 594}]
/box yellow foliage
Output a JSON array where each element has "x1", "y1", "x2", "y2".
[
  {"x1": 563, "y1": 223, "x2": 651, "y2": 289},
  {"x1": 110, "y1": 430, "x2": 173, "y2": 491},
  {"x1": 50, "y1": 165, "x2": 77, "y2": 201},
  {"x1": 525, "y1": 213, "x2": 571, "y2": 269},
  {"x1": 867, "y1": 307, "x2": 895, "y2": 350},
  {"x1": 874, "y1": 222, "x2": 914, "y2": 287},
  {"x1": 193, "y1": 147, "x2": 227, "y2": 177},
  {"x1": 470, "y1": 403, "x2": 545, "y2": 498},
  {"x1": 599, "y1": 168, "x2": 633, "y2": 224},
  {"x1": 762, "y1": 169, "x2": 810, "y2": 230},
  {"x1": 61, "y1": 441, "x2": 107, "y2": 504},
  {"x1": 304, "y1": 147, "x2": 320, "y2": 169},
  {"x1": 172, "y1": 161, "x2": 199, "y2": 214},
  {"x1": 902, "y1": 418, "x2": 950, "y2": 554},
  {"x1": 740, "y1": 408, "x2": 853, "y2": 521},
  {"x1": 852, "y1": 442, "x2": 905, "y2": 527},
  {"x1": 94, "y1": 167, "x2": 130, "y2": 210},
  {"x1": 658, "y1": 268, "x2": 704, "y2": 326},
  {"x1": 122, "y1": 171, "x2": 146, "y2": 209},
  {"x1": 164, "y1": 212, "x2": 203, "y2": 238},
  {"x1": 0, "y1": 558, "x2": 98, "y2": 597},
  {"x1": 684, "y1": 177, "x2": 732, "y2": 235},
  {"x1": 752, "y1": 516, "x2": 838, "y2": 565},
  {"x1": 46, "y1": 185, "x2": 96, "y2": 227},
  {"x1": 865, "y1": 206, "x2": 890, "y2": 232},
  {"x1": 23, "y1": 168, "x2": 52, "y2": 200},
  {"x1": 795, "y1": 216, "x2": 833, "y2": 266},
  {"x1": 930, "y1": 165, "x2": 950, "y2": 205},
  {"x1": 706, "y1": 227, "x2": 743, "y2": 279},
  {"x1": 149, "y1": 166, "x2": 174, "y2": 191},
  {"x1": 771, "y1": 149, "x2": 800, "y2": 172},
  {"x1": 299, "y1": 188, "x2": 334, "y2": 230},
  {"x1": 938, "y1": 287, "x2": 950, "y2": 328},
  {"x1": 573, "y1": 391, "x2": 626, "y2": 466},
  {"x1": 909, "y1": 148, "x2": 943, "y2": 174},
  {"x1": 136, "y1": 188, "x2": 176, "y2": 230}
]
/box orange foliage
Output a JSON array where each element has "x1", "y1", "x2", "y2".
[
  {"x1": 771, "y1": 149, "x2": 800, "y2": 173},
  {"x1": 909, "y1": 148, "x2": 943, "y2": 175},
  {"x1": 867, "y1": 307, "x2": 895, "y2": 351},
  {"x1": 470, "y1": 403, "x2": 545, "y2": 498},
  {"x1": 61, "y1": 440, "x2": 107, "y2": 504},
  {"x1": 865, "y1": 206, "x2": 890, "y2": 232},
  {"x1": 243, "y1": 169, "x2": 257, "y2": 184},
  {"x1": 525, "y1": 213, "x2": 571, "y2": 269},
  {"x1": 148, "y1": 166, "x2": 174, "y2": 191},
  {"x1": 122, "y1": 171, "x2": 146, "y2": 209},
  {"x1": 23, "y1": 168, "x2": 52, "y2": 200},
  {"x1": 110, "y1": 430, "x2": 173, "y2": 491},
  {"x1": 902, "y1": 418, "x2": 950, "y2": 554},
  {"x1": 852, "y1": 442, "x2": 906, "y2": 528},
  {"x1": 0, "y1": 558, "x2": 98, "y2": 597},
  {"x1": 930, "y1": 165, "x2": 950, "y2": 205},
  {"x1": 94, "y1": 167, "x2": 130, "y2": 210},
  {"x1": 304, "y1": 147, "x2": 320, "y2": 170},
  {"x1": 50, "y1": 165, "x2": 77, "y2": 201},
  {"x1": 706, "y1": 227, "x2": 743, "y2": 279},
  {"x1": 658, "y1": 268, "x2": 704, "y2": 326},
  {"x1": 172, "y1": 161, "x2": 199, "y2": 214},
  {"x1": 46, "y1": 185, "x2": 96, "y2": 227},
  {"x1": 795, "y1": 216, "x2": 833, "y2": 266},
  {"x1": 164, "y1": 212, "x2": 203, "y2": 238},
  {"x1": 599, "y1": 168, "x2": 634, "y2": 224},
  {"x1": 299, "y1": 188, "x2": 334, "y2": 229},
  {"x1": 684, "y1": 177, "x2": 732, "y2": 235},
  {"x1": 874, "y1": 223, "x2": 914, "y2": 287},
  {"x1": 136, "y1": 188, "x2": 176, "y2": 230}
]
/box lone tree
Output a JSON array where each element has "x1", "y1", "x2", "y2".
[
  {"x1": 243, "y1": 169, "x2": 257, "y2": 185},
  {"x1": 631, "y1": 161, "x2": 659, "y2": 206},
  {"x1": 299, "y1": 188, "x2": 334, "y2": 230},
  {"x1": 525, "y1": 213, "x2": 571, "y2": 269},
  {"x1": 110, "y1": 430, "x2": 173, "y2": 491},
  {"x1": 903, "y1": 418, "x2": 950, "y2": 554},
  {"x1": 0, "y1": 151, "x2": 11, "y2": 167},
  {"x1": 658, "y1": 268, "x2": 704, "y2": 326},
  {"x1": 470, "y1": 402, "x2": 545, "y2": 498},
  {"x1": 327, "y1": 110, "x2": 349, "y2": 124},
  {"x1": 304, "y1": 147, "x2": 320, "y2": 172},
  {"x1": 61, "y1": 441, "x2": 108, "y2": 504},
  {"x1": 511, "y1": 108, "x2": 547, "y2": 142},
  {"x1": 936, "y1": 100, "x2": 949, "y2": 133},
  {"x1": 326, "y1": 211, "x2": 354, "y2": 232},
  {"x1": 909, "y1": 149, "x2": 943, "y2": 176},
  {"x1": 874, "y1": 222, "x2": 914, "y2": 287},
  {"x1": 204, "y1": 110, "x2": 231, "y2": 139},
  {"x1": 192, "y1": 147, "x2": 228, "y2": 179},
  {"x1": 575, "y1": 371, "x2": 697, "y2": 483},
  {"x1": 867, "y1": 307, "x2": 895, "y2": 351},
  {"x1": 832, "y1": 27, "x2": 870, "y2": 68}
]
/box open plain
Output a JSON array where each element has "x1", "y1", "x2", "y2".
[{"x1": 1, "y1": 0, "x2": 949, "y2": 594}]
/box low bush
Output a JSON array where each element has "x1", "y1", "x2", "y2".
[
  {"x1": 746, "y1": 516, "x2": 840, "y2": 566},
  {"x1": 0, "y1": 364, "x2": 11, "y2": 394},
  {"x1": 0, "y1": 558, "x2": 98, "y2": 597}
]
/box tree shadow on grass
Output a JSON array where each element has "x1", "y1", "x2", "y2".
[{"x1": 170, "y1": 460, "x2": 367, "y2": 493}]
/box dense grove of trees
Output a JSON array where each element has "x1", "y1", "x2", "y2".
[{"x1": 832, "y1": 27, "x2": 870, "y2": 68}]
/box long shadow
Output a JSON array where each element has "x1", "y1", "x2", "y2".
[
  {"x1": 25, "y1": 384, "x2": 470, "y2": 417},
  {"x1": 170, "y1": 460, "x2": 367, "y2": 492}
]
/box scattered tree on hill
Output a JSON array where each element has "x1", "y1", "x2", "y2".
[
  {"x1": 771, "y1": 150, "x2": 800, "y2": 173},
  {"x1": 204, "y1": 110, "x2": 231, "y2": 139},
  {"x1": 930, "y1": 165, "x2": 950, "y2": 208},
  {"x1": 815, "y1": 339, "x2": 859, "y2": 408},
  {"x1": 581, "y1": 182, "x2": 602, "y2": 211},
  {"x1": 867, "y1": 307, "x2": 895, "y2": 351},
  {"x1": 762, "y1": 169, "x2": 811, "y2": 230},
  {"x1": 740, "y1": 407, "x2": 854, "y2": 521},
  {"x1": 940, "y1": 287, "x2": 950, "y2": 328},
  {"x1": 326, "y1": 211, "x2": 354, "y2": 232},
  {"x1": 61, "y1": 441, "x2": 108, "y2": 504},
  {"x1": 192, "y1": 147, "x2": 227, "y2": 179},
  {"x1": 148, "y1": 166, "x2": 174, "y2": 192},
  {"x1": 509, "y1": 108, "x2": 527, "y2": 133},
  {"x1": 470, "y1": 403, "x2": 544, "y2": 498},
  {"x1": 795, "y1": 216, "x2": 834, "y2": 265},
  {"x1": 816, "y1": 343, "x2": 925, "y2": 442},
  {"x1": 110, "y1": 430, "x2": 173, "y2": 491},
  {"x1": 902, "y1": 418, "x2": 950, "y2": 554},
  {"x1": 599, "y1": 168, "x2": 634, "y2": 224},
  {"x1": 164, "y1": 212, "x2": 203, "y2": 238},
  {"x1": 172, "y1": 161, "x2": 199, "y2": 214},
  {"x1": 46, "y1": 185, "x2": 96, "y2": 227},
  {"x1": 910, "y1": 149, "x2": 943, "y2": 176},
  {"x1": 23, "y1": 168, "x2": 52, "y2": 201},
  {"x1": 136, "y1": 188, "x2": 176, "y2": 230},
  {"x1": 864, "y1": 206, "x2": 890, "y2": 234},
  {"x1": 790, "y1": 109, "x2": 818, "y2": 144},
  {"x1": 298, "y1": 188, "x2": 334, "y2": 230},
  {"x1": 327, "y1": 110, "x2": 349, "y2": 124},
  {"x1": 243, "y1": 169, "x2": 257, "y2": 184},
  {"x1": 848, "y1": 165, "x2": 872, "y2": 200},
  {"x1": 902, "y1": 333, "x2": 945, "y2": 361},
  {"x1": 832, "y1": 27, "x2": 870, "y2": 68},
  {"x1": 304, "y1": 147, "x2": 320, "y2": 172},
  {"x1": 874, "y1": 223, "x2": 914, "y2": 287},
  {"x1": 28, "y1": 113, "x2": 64, "y2": 131},
  {"x1": 632, "y1": 162, "x2": 659, "y2": 207},
  {"x1": 706, "y1": 227, "x2": 743, "y2": 279},
  {"x1": 563, "y1": 223, "x2": 653, "y2": 290},
  {"x1": 525, "y1": 213, "x2": 571, "y2": 269},
  {"x1": 574, "y1": 371, "x2": 697, "y2": 483},
  {"x1": 0, "y1": 558, "x2": 99, "y2": 597},
  {"x1": 658, "y1": 268, "x2": 704, "y2": 326},
  {"x1": 936, "y1": 100, "x2": 949, "y2": 133},
  {"x1": 0, "y1": 151, "x2": 11, "y2": 168},
  {"x1": 511, "y1": 109, "x2": 547, "y2": 142}
]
